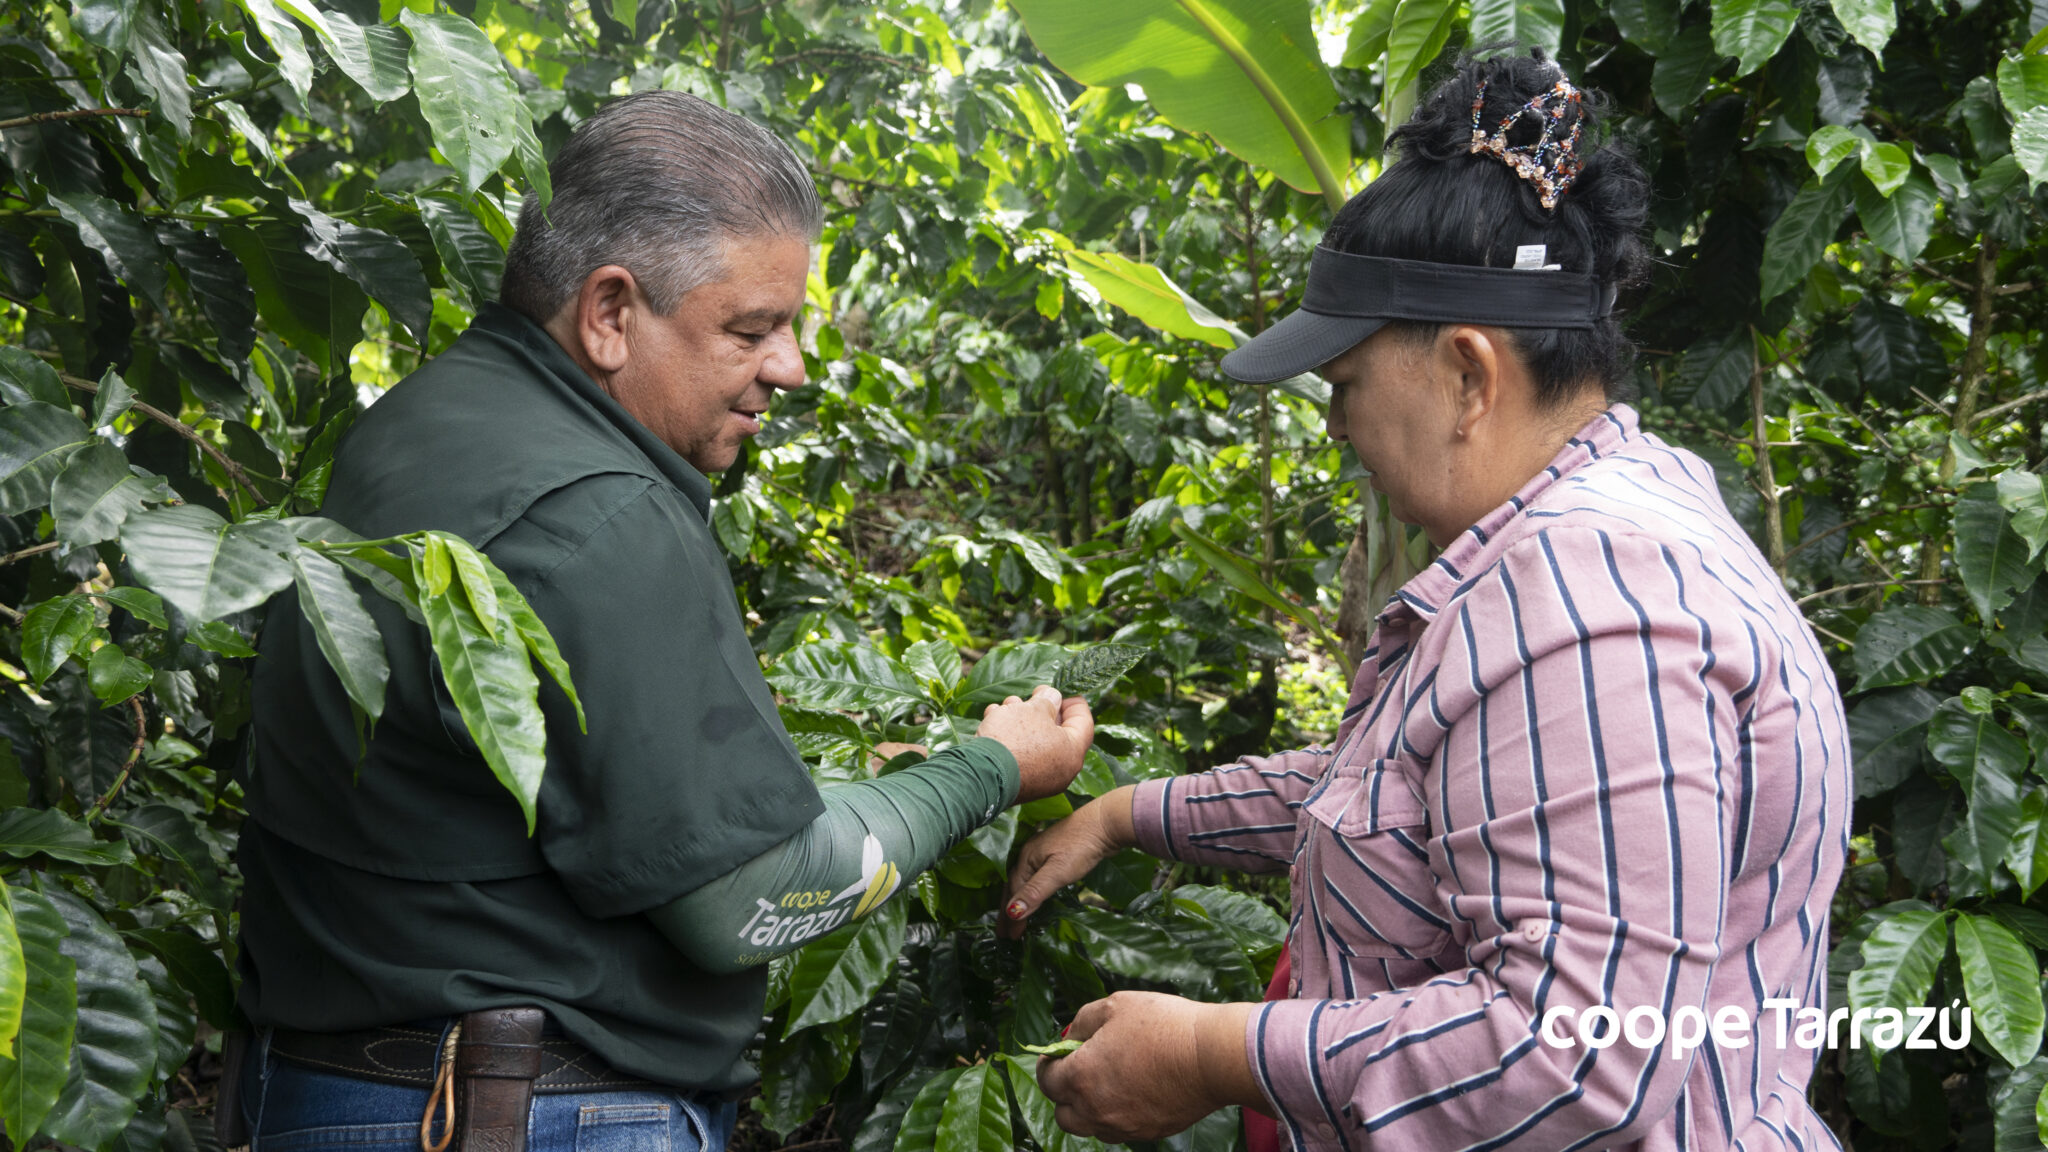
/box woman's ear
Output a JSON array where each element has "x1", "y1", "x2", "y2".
[{"x1": 1442, "y1": 325, "x2": 1505, "y2": 440}]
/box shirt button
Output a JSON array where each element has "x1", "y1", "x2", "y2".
[
  {"x1": 1520, "y1": 920, "x2": 1547, "y2": 943},
  {"x1": 1317, "y1": 1121, "x2": 1337, "y2": 1140}
]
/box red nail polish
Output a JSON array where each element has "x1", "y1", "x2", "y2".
[
  {"x1": 1060, "y1": 1023, "x2": 1071, "y2": 1039},
  {"x1": 1007, "y1": 900, "x2": 1026, "y2": 919}
]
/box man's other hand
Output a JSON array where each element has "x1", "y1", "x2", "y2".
[{"x1": 980, "y1": 685, "x2": 1094, "y2": 804}]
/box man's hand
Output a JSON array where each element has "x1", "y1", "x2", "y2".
[
  {"x1": 979, "y1": 685, "x2": 1094, "y2": 804},
  {"x1": 1037, "y1": 992, "x2": 1265, "y2": 1143},
  {"x1": 999, "y1": 785, "x2": 1136, "y2": 936}
]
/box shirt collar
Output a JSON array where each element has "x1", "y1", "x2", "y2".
[
  {"x1": 1378, "y1": 403, "x2": 1641, "y2": 626},
  {"x1": 470, "y1": 302, "x2": 716, "y2": 519}
]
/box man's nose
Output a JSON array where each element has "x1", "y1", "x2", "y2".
[
  {"x1": 1324, "y1": 402, "x2": 1347, "y2": 443},
  {"x1": 760, "y1": 325, "x2": 807, "y2": 390}
]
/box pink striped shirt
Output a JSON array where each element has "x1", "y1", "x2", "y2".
[{"x1": 1133, "y1": 405, "x2": 1851, "y2": 1151}]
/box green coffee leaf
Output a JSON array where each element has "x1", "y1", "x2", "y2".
[
  {"x1": 415, "y1": 194, "x2": 505, "y2": 306},
  {"x1": 787, "y1": 899, "x2": 907, "y2": 1032},
  {"x1": 234, "y1": 0, "x2": 315, "y2": 102},
  {"x1": 125, "y1": 928, "x2": 234, "y2": 1031},
  {"x1": 485, "y1": 564, "x2": 585, "y2": 732},
  {"x1": 0, "y1": 347, "x2": 68, "y2": 408},
  {"x1": 21, "y1": 595, "x2": 97, "y2": 684},
  {"x1": 1002, "y1": 1053, "x2": 1105, "y2": 1152},
  {"x1": 1051, "y1": 643, "x2": 1149, "y2": 698},
  {"x1": 1848, "y1": 903, "x2": 1947, "y2": 1020},
  {"x1": 1860, "y1": 143, "x2": 1913, "y2": 196},
  {"x1": 1825, "y1": 0, "x2": 1893, "y2": 60},
  {"x1": 892, "y1": 1067, "x2": 964, "y2": 1152},
  {"x1": 0, "y1": 402, "x2": 94, "y2": 517},
  {"x1": 421, "y1": 570, "x2": 547, "y2": 834},
  {"x1": 0, "y1": 810, "x2": 132, "y2": 867},
  {"x1": 769, "y1": 642, "x2": 927, "y2": 718},
  {"x1": 1384, "y1": 0, "x2": 1460, "y2": 96},
  {"x1": 318, "y1": 13, "x2": 411, "y2": 102},
  {"x1": 292, "y1": 550, "x2": 390, "y2": 723},
  {"x1": 1761, "y1": 169, "x2": 1855, "y2": 301},
  {"x1": 291, "y1": 200, "x2": 434, "y2": 346},
  {"x1": 1852, "y1": 606, "x2": 1972, "y2": 688},
  {"x1": 188, "y1": 620, "x2": 257, "y2": 658},
  {"x1": 400, "y1": 9, "x2": 529, "y2": 197},
  {"x1": 1608, "y1": 0, "x2": 1679, "y2": 53},
  {"x1": 86, "y1": 643, "x2": 154, "y2": 706},
  {"x1": 51, "y1": 443, "x2": 169, "y2": 549},
  {"x1": 1469, "y1": 0, "x2": 1564, "y2": 57},
  {"x1": 1847, "y1": 687, "x2": 1942, "y2": 798},
  {"x1": 0, "y1": 887, "x2": 19, "y2": 1066},
  {"x1": 958, "y1": 643, "x2": 1068, "y2": 708},
  {"x1": 1997, "y1": 470, "x2": 2048, "y2": 562},
  {"x1": 161, "y1": 227, "x2": 256, "y2": 365},
  {"x1": 1854, "y1": 170, "x2": 1938, "y2": 263},
  {"x1": 0, "y1": 887, "x2": 77, "y2": 1144},
  {"x1": 42, "y1": 889, "x2": 156, "y2": 1150},
  {"x1": 120, "y1": 505, "x2": 299, "y2": 623},
  {"x1": 1957, "y1": 485, "x2": 2041, "y2": 621},
  {"x1": 937, "y1": 1062, "x2": 1010, "y2": 1152},
  {"x1": 1957, "y1": 912, "x2": 2046, "y2": 1067},
  {"x1": 1710, "y1": 0, "x2": 1796, "y2": 76},
  {"x1": 48, "y1": 192, "x2": 168, "y2": 311},
  {"x1": 114, "y1": 806, "x2": 231, "y2": 909}
]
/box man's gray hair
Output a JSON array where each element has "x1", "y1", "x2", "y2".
[{"x1": 500, "y1": 91, "x2": 823, "y2": 321}]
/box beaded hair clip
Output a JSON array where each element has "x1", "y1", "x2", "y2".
[{"x1": 1468, "y1": 75, "x2": 1585, "y2": 210}]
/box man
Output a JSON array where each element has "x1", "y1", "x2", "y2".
[{"x1": 232, "y1": 92, "x2": 1092, "y2": 1151}]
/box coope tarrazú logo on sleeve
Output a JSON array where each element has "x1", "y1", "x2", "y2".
[{"x1": 1537, "y1": 1000, "x2": 1974, "y2": 1055}]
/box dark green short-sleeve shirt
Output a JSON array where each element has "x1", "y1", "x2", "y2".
[{"x1": 238, "y1": 304, "x2": 826, "y2": 1092}]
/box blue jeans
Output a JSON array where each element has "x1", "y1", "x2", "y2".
[{"x1": 242, "y1": 1030, "x2": 738, "y2": 1152}]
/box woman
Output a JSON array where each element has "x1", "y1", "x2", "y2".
[{"x1": 1003, "y1": 53, "x2": 1851, "y2": 1152}]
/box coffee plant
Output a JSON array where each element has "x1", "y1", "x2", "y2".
[{"x1": 2, "y1": 0, "x2": 2048, "y2": 1147}]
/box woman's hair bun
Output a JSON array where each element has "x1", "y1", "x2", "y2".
[{"x1": 1323, "y1": 48, "x2": 1652, "y2": 406}]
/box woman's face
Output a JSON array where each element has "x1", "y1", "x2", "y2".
[{"x1": 1321, "y1": 327, "x2": 1468, "y2": 542}]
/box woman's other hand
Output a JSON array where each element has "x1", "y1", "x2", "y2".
[
  {"x1": 1036, "y1": 991, "x2": 1265, "y2": 1142},
  {"x1": 999, "y1": 784, "x2": 1138, "y2": 938},
  {"x1": 979, "y1": 685, "x2": 1096, "y2": 803}
]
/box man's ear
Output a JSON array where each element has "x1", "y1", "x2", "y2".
[
  {"x1": 555, "y1": 265, "x2": 641, "y2": 377},
  {"x1": 1443, "y1": 325, "x2": 1505, "y2": 440}
]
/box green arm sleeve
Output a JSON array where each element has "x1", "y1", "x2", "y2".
[{"x1": 646, "y1": 737, "x2": 1020, "y2": 974}]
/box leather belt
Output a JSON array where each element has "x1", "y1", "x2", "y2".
[{"x1": 269, "y1": 1012, "x2": 664, "y2": 1096}]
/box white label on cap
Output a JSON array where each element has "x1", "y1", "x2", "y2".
[{"x1": 1514, "y1": 244, "x2": 1548, "y2": 270}]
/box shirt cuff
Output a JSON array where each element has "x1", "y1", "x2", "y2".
[
  {"x1": 947, "y1": 736, "x2": 1021, "y2": 813},
  {"x1": 1129, "y1": 777, "x2": 1178, "y2": 860},
  {"x1": 1247, "y1": 999, "x2": 1345, "y2": 1150}
]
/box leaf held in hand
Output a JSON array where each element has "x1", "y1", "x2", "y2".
[
  {"x1": 1050, "y1": 644, "x2": 1148, "y2": 698},
  {"x1": 1019, "y1": 1038, "x2": 1084, "y2": 1056}
]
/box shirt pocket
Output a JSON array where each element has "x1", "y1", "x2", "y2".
[{"x1": 1300, "y1": 757, "x2": 1452, "y2": 959}]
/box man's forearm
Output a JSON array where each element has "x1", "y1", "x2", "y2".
[{"x1": 646, "y1": 738, "x2": 1018, "y2": 973}]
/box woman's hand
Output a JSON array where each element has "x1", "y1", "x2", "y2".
[
  {"x1": 999, "y1": 785, "x2": 1138, "y2": 938},
  {"x1": 1036, "y1": 991, "x2": 1265, "y2": 1142}
]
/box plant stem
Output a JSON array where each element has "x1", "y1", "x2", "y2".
[
  {"x1": 1923, "y1": 238, "x2": 1998, "y2": 603},
  {"x1": 1795, "y1": 579, "x2": 1949, "y2": 607},
  {"x1": 84, "y1": 697, "x2": 149, "y2": 825},
  {"x1": 59, "y1": 371, "x2": 270, "y2": 503},
  {"x1": 0, "y1": 107, "x2": 148, "y2": 130},
  {"x1": 1749, "y1": 327, "x2": 1785, "y2": 572},
  {"x1": 0, "y1": 541, "x2": 61, "y2": 566}
]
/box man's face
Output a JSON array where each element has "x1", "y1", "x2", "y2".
[{"x1": 605, "y1": 233, "x2": 812, "y2": 472}]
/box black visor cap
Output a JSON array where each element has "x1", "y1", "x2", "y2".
[{"x1": 1220, "y1": 247, "x2": 1617, "y2": 385}]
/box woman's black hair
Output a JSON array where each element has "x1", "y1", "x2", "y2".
[{"x1": 1325, "y1": 50, "x2": 1650, "y2": 407}]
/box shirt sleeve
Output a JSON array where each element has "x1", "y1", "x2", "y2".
[
  {"x1": 1128, "y1": 750, "x2": 1331, "y2": 873},
  {"x1": 646, "y1": 738, "x2": 1018, "y2": 973},
  {"x1": 1249, "y1": 527, "x2": 1740, "y2": 1151},
  {"x1": 479, "y1": 476, "x2": 826, "y2": 919}
]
